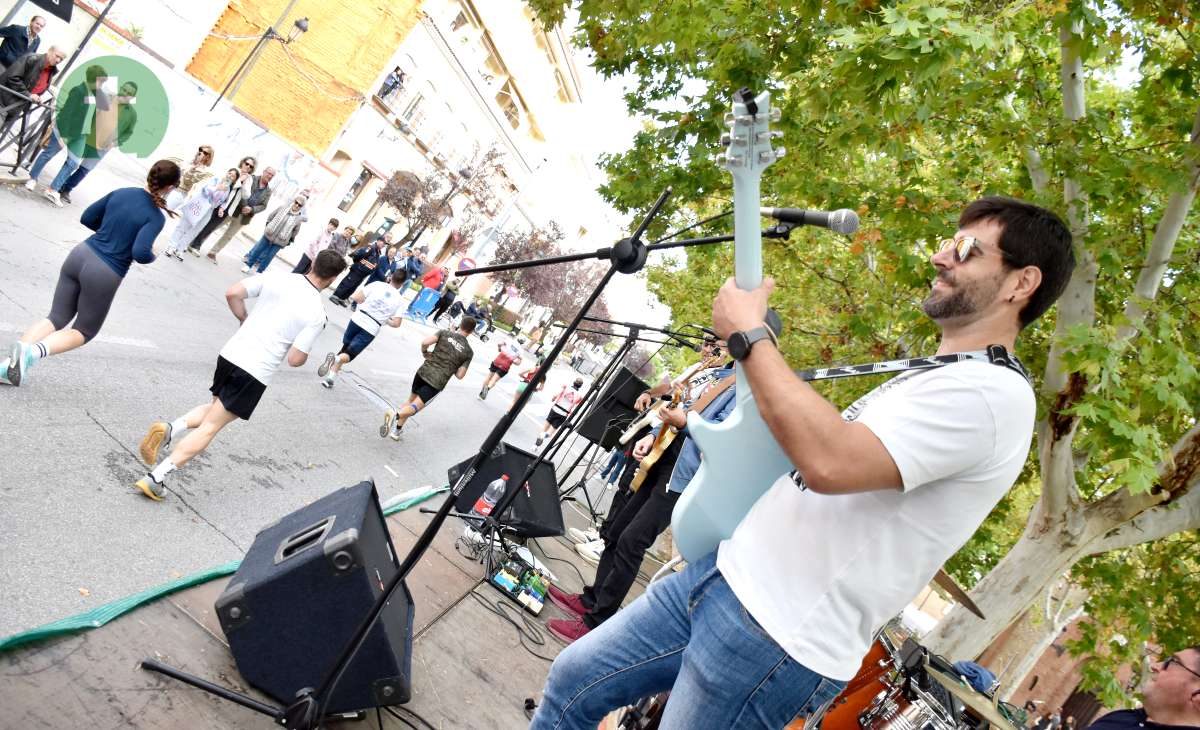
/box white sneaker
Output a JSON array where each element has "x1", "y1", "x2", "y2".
[
  {"x1": 320, "y1": 374, "x2": 335, "y2": 389},
  {"x1": 43, "y1": 190, "x2": 63, "y2": 207},
  {"x1": 567, "y1": 527, "x2": 600, "y2": 545},
  {"x1": 240, "y1": 265, "x2": 251, "y2": 273},
  {"x1": 575, "y1": 540, "x2": 604, "y2": 565},
  {"x1": 23, "y1": 179, "x2": 37, "y2": 191}
]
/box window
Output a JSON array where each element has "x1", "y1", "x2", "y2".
[
  {"x1": 450, "y1": 11, "x2": 469, "y2": 32},
  {"x1": 339, "y1": 168, "x2": 372, "y2": 212},
  {"x1": 496, "y1": 84, "x2": 520, "y2": 129}
]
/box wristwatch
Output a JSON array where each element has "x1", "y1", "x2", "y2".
[{"x1": 727, "y1": 326, "x2": 775, "y2": 361}]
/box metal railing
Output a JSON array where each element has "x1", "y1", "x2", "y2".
[{"x1": 0, "y1": 89, "x2": 54, "y2": 175}]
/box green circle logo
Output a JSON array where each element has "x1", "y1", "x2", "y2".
[{"x1": 54, "y1": 55, "x2": 169, "y2": 159}]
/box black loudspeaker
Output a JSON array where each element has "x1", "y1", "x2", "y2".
[
  {"x1": 215, "y1": 481, "x2": 414, "y2": 713},
  {"x1": 576, "y1": 366, "x2": 647, "y2": 449},
  {"x1": 448, "y1": 443, "x2": 564, "y2": 537}
]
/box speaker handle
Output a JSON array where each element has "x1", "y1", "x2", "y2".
[{"x1": 274, "y1": 516, "x2": 336, "y2": 565}]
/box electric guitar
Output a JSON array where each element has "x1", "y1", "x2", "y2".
[
  {"x1": 617, "y1": 354, "x2": 722, "y2": 445},
  {"x1": 669, "y1": 88, "x2": 792, "y2": 562}
]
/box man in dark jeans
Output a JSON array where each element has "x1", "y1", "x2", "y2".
[{"x1": 545, "y1": 366, "x2": 736, "y2": 644}]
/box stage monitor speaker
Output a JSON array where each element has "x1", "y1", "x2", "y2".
[
  {"x1": 448, "y1": 442, "x2": 563, "y2": 538},
  {"x1": 596, "y1": 366, "x2": 649, "y2": 410},
  {"x1": 577, "y1": 402, "x2": 636, "y2": 450},
  {"x1": 215, "y1": 481, "x2": 413, "y2": 714}
]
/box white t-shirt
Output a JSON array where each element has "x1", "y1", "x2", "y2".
[
  {"x1": 350, "y1": 281, "x2": 404, "y2": 336},
  {"x1": 219, "y1": 272, "x2": 327, "y2": 385},
  {"x1": 716, "y1": 361, "x2": 1034, "y2": 681}
]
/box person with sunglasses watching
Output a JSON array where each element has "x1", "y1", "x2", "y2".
[
  {"x1": 187, "y1": 157, "x2": 275, "y2": 263},
  {"x1": 1084, "y1": 650, "x2": 1200, "y2": 730}
]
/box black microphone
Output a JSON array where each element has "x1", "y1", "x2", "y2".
[
  {"x1": 761, "y1": 207, "x2": 859, "y2": 235},
  {"x1": 684, "y1": 324, "x2": 718, "y2": 338},
  {"x1": 670, "y1": 333, "x2": 701, "y2": 352}
]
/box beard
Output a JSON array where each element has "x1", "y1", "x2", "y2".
[{"x1": 921, "y1": 272, "x2": 1002, "y2": 321}]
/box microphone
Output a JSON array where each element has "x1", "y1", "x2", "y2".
[
  {"x1": 761, "y1": 207, "x2": 860, "y2": 235},
  {"x1": 670, "y1": 333, "x2": 701, "y2": 352},
  {"x1": 684, "y1": 324, "x2": 718, "y2": 338}
]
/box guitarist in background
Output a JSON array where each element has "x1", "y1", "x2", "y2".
[
  {"x1": 532, "y1": 197, "x2": 1075, "y2": 729},
  {"x1": 632, "y1": 335, "x2": 725, "y2": 413},
  {"x1": 545, "y1": 343, "x2": 736, "y2": 646}
]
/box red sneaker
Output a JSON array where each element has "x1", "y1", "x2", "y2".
[
  {"x1": 547, "y1": 617, "x2": 591, "y2": 645},
  {"x1": 546, "y1": 584, "x2": 588, "y2": 618}
]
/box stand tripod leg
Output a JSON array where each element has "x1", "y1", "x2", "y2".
[{"x1": 141, "y1": 659, "x2": 284, "y2": 719}]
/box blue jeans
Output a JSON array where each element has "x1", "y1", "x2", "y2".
[
  {"x1": 244, "y1": 236, "x2": 283, "y2": 272},
  {"x1": 28, "y1": 133, "x2": 81, "y2": 191},
  {"x1": 59, "y1": 150, "x2": 105, "y2": 195},
  {"x1": 531, "y1": 552, "x2": 845, "y2": 729},
  {"x1": 598, "y1": 449, "x2": 627, "y2": 483}
]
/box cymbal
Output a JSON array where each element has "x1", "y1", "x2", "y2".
[
  {"x1": 933, "y1": 569, "x2": 985, "y2": 620},
  {"x1": 925, "y1": 658, "x2": 1016, "y2": 730}
]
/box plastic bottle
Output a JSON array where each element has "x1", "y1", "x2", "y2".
[{"x1": 471, "y1": 474, "x2": 509, "y2": 519}]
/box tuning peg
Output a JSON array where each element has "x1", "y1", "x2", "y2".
[
  {"x1": 720, "y1": 134, "x2": 731, "y2": 147},
  {"x1": 727, "y1": 153, "x2": 745, "y2": 167},
  {"x1": 758, "y1": 151, "x2": 775, "y2": 164},
  {"x1": 774, "y1": 147, "x2": 787, "y2": 159},
  {"x1": 716, "y1": 153, "x2": 729, "y2": 167},
  {"x1": 756, "y1": 130, "x2": 783, "y2": 144},
  {"x1": 769, "y1": 108, "x2": 782, "y2": 122},
  {"x1": 724, "y1": 112, "x2": 735, "y2": 124}
]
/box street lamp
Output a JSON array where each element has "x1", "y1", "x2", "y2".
[{"x1": 210, "y1": 14, "x2": 311, "y2": 111}]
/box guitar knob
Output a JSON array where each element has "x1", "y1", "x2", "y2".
[
  {"x1": 774, "y1": 147, "x2": 787, "y2": 159},
  {"x1": 758, "y1": 150, "x2": 775, "y2": 164},
  {"x1": 756, "y1": 131, "x2": 783, "y2": 143},
  {"x1": 728, "y1": 153, "x2": 744, "y2": 166},
  {"x1": 770, "y1": 107, "x2": 782, "y2": 122},
  {"x1": 724, "y1": 112, "x2": 735, "y2": 124}
]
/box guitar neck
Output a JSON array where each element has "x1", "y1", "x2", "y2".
[{"x1": 732, "y1": 174, "x2": 763, "y2": 291}]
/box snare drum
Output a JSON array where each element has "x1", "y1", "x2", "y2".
[{"x1": 787, "y1": 639, "x2": 896, "y2": 730}]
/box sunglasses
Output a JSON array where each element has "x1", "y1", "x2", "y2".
[
  {"x1": 1162, "y1": 655, "x2": 1200, "y2": 681},
  {"x1": 937, "y1": 236, "x2": 1018, "y2": 265},
  {"x1": 241, "y1": 160, "x2": 256, "y2": 169}
]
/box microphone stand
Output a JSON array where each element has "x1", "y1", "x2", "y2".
[{"x1": 139, "y1": 188, "x2": 800, "y2": 728}]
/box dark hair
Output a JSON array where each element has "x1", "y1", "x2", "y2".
[
  {"x1": 312, "y1": 249, "x2": 348, "y2": 280},
  {"x1": 121, "y1": 81, "x2": 138, "y2": 95},
  {"x1": 459, "y1": 316, "x2": 478, "y2": 333},
  {"x1": 240, "y1": 157, "x2": 257, "y2": 172},
  {"x1": 146, "y1": 160, "x2": 181, "y2": 217},
  {"x1": 226, "y1": 167, "x2": 239, "y2": 179},
  {"x1": 85, "y1": 64, "x2": 107, "y2": 85},
  {"x1": 959, "y1": 196, "x2": 1075, "y2": 328},
  {"x1": 328, "y1": 217, "x2": 340, "y2": 227}
]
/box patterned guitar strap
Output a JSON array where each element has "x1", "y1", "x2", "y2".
[{"x1": 789, "y1": 345, "x2": 1030, "y2": 488}]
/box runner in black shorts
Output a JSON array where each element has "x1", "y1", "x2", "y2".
[
  {"x1": 537, "y1": 377, "x2": 585, "y2": 447},
  {"x1": 478, "y1": 338, "x2": 523, "y2": 400},
  {"x1": 133, "y1": 250, "x2": 347, "y2": 500},
  {"x1": 2, "y1": 161, "x2": 180, "y2": 386},
  {"x1": 381, "y1": 317, "x2": 476, "y2": 440}
]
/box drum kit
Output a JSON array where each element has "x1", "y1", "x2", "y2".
[{"x1": 615, "y1": 625, "x2": 1019, "y2": 730}]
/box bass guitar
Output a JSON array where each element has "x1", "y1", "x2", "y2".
[{"x1": 669, "y1": 88, "x2": 793, "y2": 561}]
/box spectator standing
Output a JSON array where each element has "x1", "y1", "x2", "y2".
[
  {"x1": 241, "y1": 194, "x2": 308, "y2": 273},
  {"x1": 163, "y1": 168, "x2": 237, "y2": 259},
  {"x1": 23, "y1": 63, "x2": 105, "y2": 196},
  {"x1": 0, "y1": 15, "x2": 45, "y2": 68},
  {"x1": 294, "y1": 217, "x2": 339, "y2": 274},
  {"x1": 377, "y1": 66, "x2": 406, "y2": 101},
  {"x1": 0, "y1": 46, "x2": 63, "y2": 127},
  {"x1": 430, "y1": 272, "x2": 461, "y2": 324}
]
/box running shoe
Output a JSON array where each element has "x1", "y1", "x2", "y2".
[
  {"x1": 380, "y1": 410, "x2": 396, "y2": 438},
  {"x1": 139, "y1": 422, "x2": 172, "y2": 466},
  {"x1": 206, "y1": 253, "x2": 218, "y2": 263},
  {"x1": 43, "y1": 189, "x2": 64, "y2": 207},
  {"x1": 320, "y1": 375, "x2": 335, "y2": 389},
  {"x1": 389, "y1": 422, "x2": 403, "y2": 441},
  {"x1": 135, "y1": 474, "x2": 166, "y2": 501},
  {"x1": 6, "y1": 341, "x2": 31, "y2": 386},
  {"x1": 240, "y1": 265, "x2": 251, "y2": 273},
  {"x1": 479, "y1": 387, "x2": 489, "y2": 400},
  {"x1": 187, "y1": 247, "x2": 201, "y2": 257},
  {"x1": 317, "y1": 352, "x2": 335, "y2": 377},
  {"x1": 23, "y1": 179, "x2": 37, "y2": 192},
  {"x1": 575, "y1": 540, "x2": 603, "y2": 566}
]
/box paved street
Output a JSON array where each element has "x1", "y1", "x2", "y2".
[{"x1": 0, "y1": 159, "x2": 607, "y2": 640}]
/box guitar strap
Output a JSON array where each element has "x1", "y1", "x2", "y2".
[
  {"x1": 685, "y1": 374, "x2": 736, "y2": 415},
  {"x1": 794, "y1": 345, "x2": 1030, "y2": 386}
]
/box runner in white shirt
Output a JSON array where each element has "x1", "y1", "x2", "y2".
[
  {"x1": 535, "y1": 377, "x2": 585, "y2": 447},
  {"x1": 133, "y1": 250, "x2": 347, "y2": 501},
  {"x1": 315, "y1": 276, "x2": 406, "y2": 388},
  {"x1": 532, "y1": 197, "x2": 1077, "y2": 729}
]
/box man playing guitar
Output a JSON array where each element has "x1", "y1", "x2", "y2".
[{"x1": 531, "y1": 197, "x2": 1075, "y2": 729}]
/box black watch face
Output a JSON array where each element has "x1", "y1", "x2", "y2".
[{"x1": 729, "y1": 332, "x2": 748, "y2": 360}]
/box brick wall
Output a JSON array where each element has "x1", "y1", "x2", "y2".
[{"x1": 187, "y1": 0, "x2": 421, "y2": 156}]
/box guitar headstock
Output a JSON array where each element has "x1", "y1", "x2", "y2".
[{"x1": 718, "y1": 87, "x2": 784, "y2": 184}]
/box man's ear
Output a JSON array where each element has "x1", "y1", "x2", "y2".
[{"x1": 1010, "y1": 265, "x2": 1043, "y2": 305}]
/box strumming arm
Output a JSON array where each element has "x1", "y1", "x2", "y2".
[{"x1": 713, "y1": 277, "x2": 901, "y2": 494}]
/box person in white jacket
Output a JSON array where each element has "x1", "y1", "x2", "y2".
[
  {"x1": 292, "y1": 217, "x2": 339, "y2": 274},
  {"x1": 161, "y1": 169, "x2": 237, "y2": 259}
]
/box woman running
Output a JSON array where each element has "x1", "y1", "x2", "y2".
[{"x1": 2, "y1": 160, "x2": 181, "y2": 386}]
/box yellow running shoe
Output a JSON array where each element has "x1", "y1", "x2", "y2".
[
  {"x1": 139, "y1": 422, "x2": 172, "y2": 465},
  {"x1": 135, "y1": 474, "x2": 166, "y2": 501}
]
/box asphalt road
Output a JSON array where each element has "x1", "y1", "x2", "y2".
[{"x1": 0, "y1": 166, "x2": 606, "y2": 638}]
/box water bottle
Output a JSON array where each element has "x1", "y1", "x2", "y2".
[{"x1": 471, "y1": 474, "x2": 509, "y2": 519}]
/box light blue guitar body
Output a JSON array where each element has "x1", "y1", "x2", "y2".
[{"x1": 670, "y1": 88, "x2": 791, "y2": 563}]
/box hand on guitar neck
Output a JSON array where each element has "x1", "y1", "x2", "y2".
[{"x1": 633, "y1": 406, "x2": 687, "y2": 462}]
